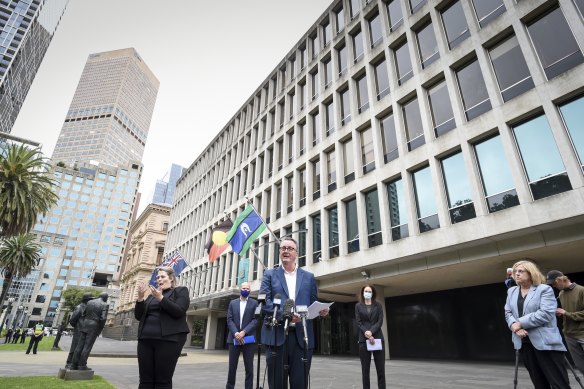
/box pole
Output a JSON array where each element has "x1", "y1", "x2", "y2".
[
  {"x1": 254, "y1": 296, "x2": 266, "y2": 389},
  {"x1": 565, "y1": 355, "x2": 584, "y2": 389},
  {"x1": 513, "y1": 349, "x2": 519, "y2": 389}
]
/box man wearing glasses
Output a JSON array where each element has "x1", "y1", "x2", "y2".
[{"x1": 260, "y1": 238, "x2": 329, "y2": 389}]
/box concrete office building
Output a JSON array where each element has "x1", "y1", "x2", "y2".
[
  {"x1": 52, "y1": 48, "x2": 159, "y2": 167},
  {"x1": 151, "y1": 163, "x2": 185, "y2": 205},
  {"x1": 167, "y1": 0, "x2": 584, "y2": 361},
  {"x1": 0, "y1": 0, "x2": 68, "y2": 134}
]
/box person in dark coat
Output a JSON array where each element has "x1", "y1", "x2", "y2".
[
  {"x1": 135, "y1": 266, "x2": 190, "y2": 389},
  {"x1": 71, "y1": 292, "x2": 109, "y2": 370},
  {"x1": 65, "y1": 293, "x2": 93, "y2": 369},
  {"x1": 4, "y1": 328, "x2": 13, "y2": 343},
  {"x1": 11, "y1": 328, "x2": 21, "y2": 343}
]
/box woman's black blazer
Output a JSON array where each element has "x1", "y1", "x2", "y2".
[
  {"x1": 135, "y1": 286, "x2": 190, "y2": 338},
  {"x1": 355, "y1": 301, "x2": 384, "y2": 343}
]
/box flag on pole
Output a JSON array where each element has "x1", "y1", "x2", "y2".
[
  {"x1": 205, "y1": 219, "x2": 233, "y2": 262},
  {"x1": 148, "y1": 251, "x2": 188, "y2": 286},
  {"x1": 226, "y1": 205, "x2": 266, "y2": 255}
]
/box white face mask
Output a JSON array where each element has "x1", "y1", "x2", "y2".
[{"x1": 363, "y1": 291, "x2": 373, "y2": 300}]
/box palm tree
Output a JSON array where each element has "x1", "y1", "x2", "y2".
[
  {"x1": 0, "y1": 144, "x2": 58, "y2": 237},
  {"x1": 0, "y1": 234, "x2": 42, "y2": 313}
]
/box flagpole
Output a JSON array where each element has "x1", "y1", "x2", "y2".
[{"x1": 244, "y1": 196, "x2": 281, "y2": 245}]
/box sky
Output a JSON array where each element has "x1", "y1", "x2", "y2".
[{"x1": 11, "y1": 0, "x2": 332, "y2": 213}]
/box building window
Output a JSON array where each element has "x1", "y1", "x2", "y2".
[
  {"x1": 340, "y1": 88, "x2": 352, "y2": 126},
  {"x1": 299, "y1": 122, "x2": 306, "y2": 156},
  {"x1": 322, "y1": 20, "x2": 332, "y2": 48},
  {"x1": 288, "y1": 92, "x2": 295, "y2": 120},
  {"x1": 456, "y1": 59, "x2": 492, "y2": 121},
  {"x1": 441, "y1": 151, "x2": 476, "y2": 224},
  {"x1": 394, "y1": 41, "x2": 413, "y2": 85},
  {"x1": 559, "y1": 96, "x2": 584, "y2": 169},
  {"x1": 350, "y1": 0, "x2": 360, "y2": 20},
  {"x1": 575, "y1": 0, "x2": 584, "y2": 17},
  {"x1": 299, "y1": 81, "x2": 306, "y2": 110},
  {"x1": 298, "y1": 219, "x2": 307, "y2": 267},
  {"x1": 286, "y1": 176, "x2": 294, "y2": 213},
  {"x1": 441, "y1": 1, "x2": 470, "y2": 49},
  {"x1": 386, "y1": 0, "x2": 403, "y2": 31},
  {"x1": 352, "y1": 30, "x2": 364, "y2": 63},
  {"x1": 427, "y1": 80, "x2": 455, "y2": 137},
  {"x1": 289, "y1": 57, "x2": 296, "y2": 82},
  {"x1": 343, "y1": 139, "x2": 355, "y2": 183},
  {"x1": 324, "y1": 58, "x2": 332, "y2": 89},
  {"x1": 345, "y1": 198, "x2": 360, "y2": 253},
  {"x1": 313, "y1": 158, "x2": 321, "y2": 200},
  {"x1": 277, "y1": 140, "x2": 284, "y2": 171},
  {"x1": 364, "y1": 188, "x2": 382, "y2": 247},
  {"x1": 265, "y1": 190, "x2": 272, "y2": 223},
  {"x1": 513, "y1": 115, "x2": 572, "y2": 200},
  {"x1": 325, "y1": 101, "x2": 335, "y2": 136},
  {"x1": 403, "y1": 97, "x2": 425, "y2": 151},
  {"x1": 527, "y1": 7, "x2": 584, "y2": 80},
  {"x1": 472, "y1": 0, "x2": 505, "y2": 28},
  {"x1": 328, "y1": 206, "x2": 339, "y2": 258},
  {"x1": 287, "y1": 131, "x2": 294, "y2": 163},
  {"x1": 312, "y1": 213, "x2": 322, "y2": 263},
  {"x1": 380, "y1": 112, "x2": 398, "y2": 163},
  {"x1": 311, "y1": 33, "x2": 319, "y2": 60},
  {"x1": 373, "y1": 58, "x2": 390, "y2": 100},
  {"x1": 311, "y1": 71, "x2": 319, "y2": 101},
  {"x1": 335, "y1": 6, "x2": 345, "y2": 33},
  {"x1": 300, "y1": 46, "x2": 306, "y2": 71},
  {"x1": 327, "y1": 149, "x2": 337, "y2": 192},
  {"x1": 368, "y1": 12, "x2": 383, "y2": 48},
  {"x1": 311, "y1": 111, "x2": 321, "y2": 146},
  {"x1": 409, "y1": 0, "x2": 426, "y2": 14},
  {"x1": 416, "y1": 21, "x2": 439, "y2": 69},
  {"x1": 360, "y1": 127, "x2": 375, "y2": 174},
  {"x1": 337, "y1": 44, "x2": 348, "y2": 77},
  {"x1": 275, "y1": 183, "x2": 282, "y2": 219},
  {"x1": 356, "y1": 73, "x2": 370, "y2": 113},
  {"x1": 473, "y1": 134, "x2": 519, "y2": 213},
  {"x1": 298, "y1": 168, "x2": 306, "y2": 208},
  {"x1": 489, "y1": 35, "x2": 534, "y2": 102},
  {"x1": 386, "y1": 178, "x2": 409, "y2": 240},
  {"x1": 413, "y1": 166, "x2": 440, "y2": 233}
]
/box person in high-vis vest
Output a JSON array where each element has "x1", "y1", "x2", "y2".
[{"x1": 26, "y1": 323, "x2": 44, "y2": 354}]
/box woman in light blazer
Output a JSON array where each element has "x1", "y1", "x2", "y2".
[
  {"x1": 504, "y1": 260, "x2": 570, "y2": 389},
  {"x1": 355, "y1": 284, "x2": 386, "y2": 389}
]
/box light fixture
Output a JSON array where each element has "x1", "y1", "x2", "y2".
[{"x1": 361, "y1": 270, "x2": 370, "y2": 279}]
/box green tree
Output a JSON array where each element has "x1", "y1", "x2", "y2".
[
  {"x1": 0, "y1": 234, "x2": 42, "y2": 311},
  {"x1": 62, "y1": 287, "x2": 101, "y2": 311},
  {"x1": 0, "y1": 144, "x2": 58, "y2": 237}
]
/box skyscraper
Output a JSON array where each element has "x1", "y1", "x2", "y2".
[
  {"x1": 152, "y1": 163, "x2": 185, "y2": 205},
  {"x1": 0, "y1": 0, "x2": 69, "y2": 134},
  {"x1": 52, "y1": 48, "x2": 159, "y2": 167}
]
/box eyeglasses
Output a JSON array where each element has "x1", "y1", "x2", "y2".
[{"x1": 279, "y1": 246, "x2": 297, "y2": 252}]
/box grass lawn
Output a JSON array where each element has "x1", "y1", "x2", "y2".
[
  {"x1": 0, "y1": 336, "x2": 59, "y2": 352},
  {"x1": 0, "y1": 375, "x2": 115, "y2": 388}
]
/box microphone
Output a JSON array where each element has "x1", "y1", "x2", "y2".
[
  {"x1": 282, "y1": 299, "x2": 295, "y2": 333},
  {"x1": 271, "y1": 294, "x2": 282, "y2": 326},
  {"x1": 296, "y1": 305, "x2": 309, "y2": 347}
]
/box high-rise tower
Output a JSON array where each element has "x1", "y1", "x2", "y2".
[
  {"x1": 0, "y1": 0, "x2": 69, "y2": 133},
  {"x1": 52, "y1": 48, "x2": 159, "y2": 166}
]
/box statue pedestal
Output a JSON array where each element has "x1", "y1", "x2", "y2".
[{"x1": 58, "y1": 368, "x2": 94, "y2": 380}]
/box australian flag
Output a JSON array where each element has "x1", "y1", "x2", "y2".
[{"x1": 149, "y1": 251, "x2": 188, "y2": 287}]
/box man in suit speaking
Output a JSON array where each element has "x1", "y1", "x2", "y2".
[
  {"x1": 260, "y1": 238, "x2": 329, "y2": 389},
  {"x1": 226, "y1": 282, "x2": 258, "y2": 389}
]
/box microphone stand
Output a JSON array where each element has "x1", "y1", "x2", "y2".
[
  {"x1": 255, "y1": 295, "x2": 266, "y2": 389},
  {"x1": 298, "y1": 309, "x2": 309, "y2": 389},
  {"x1": 282, "y1": 317, "x2": 289, "y2": 389}
]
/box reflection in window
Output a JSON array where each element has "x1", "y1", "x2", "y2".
[
  {"x1": 412, "y1": 166, "x2": 440, "y2": 233},
  {"x1": 313, "y1": 159, "x2": 321, "y2": 199},
  {"x1": 325, "y1": 101, "x2": 335, "y2": 136},
  {"x1": 311, "y1": 112, "x2": 321, "y2": 146},
  {"x1": 352, "y1": 30, "x2": 364, "y2": 63},
  {"x1": 386, "y1": 0, "x2": 403, "y2": 31},
  {"x1": 311, "y1": 71, "x2": 319, "y2": 100},
  {"x1": 364, "y1": 189, "x2": 382, "y2": 247},
  {"x1": 575, "y1": 0, "x2": 584, "y2": 16},
  {"x1": 380, "y1": 112, "x2": 398, "y2": 163},
  {"x1": 298, "y1": 168, "x2": 306, "y2": 207},
  {"x1": 527, "y1": 7, "x2": 584, "y2": 80},
  {"x1": 416, "y1": 22, "x2": 439, "y2": 68},
  {"x1": 472, "y1": 0, "x2": 505, "y2": 27},
  {"x1": 373, "y1": 58, "x2": 390, "y2": 100},
  {"x1": 474, "y1": 134, "x2": 519, "y2": 213},
  {"x1": 403, "y1": 97, "x2": 425, "y2": 151},
  {"x1": 356, "y1": 73, "x2": 370, "y2": 113},
  {"x1": 427, "y1": 80, "x2": 455, "y2": 137},
  {"x1": 312, "y1": 213, "x2": 322, "y2": 263},
  {"x1": 368, "y1": 13, "x2": 383, "y2": 48},
  {"x1": 327, "y1": 149, "x2": 337, "y2": 192},
  {"x1": 298, "y1": 220, "x2": 306, "y2": 267},
  {"x1": 299, "y1": 122, "x2": 306, "y2": 156},
  {"x1": 489, "y1": 35, "x2": 534, "y2": 102},
  {"x1": 343, "y1": 139, "x2": 355, "y2": 183},
  {"x1": 337, "y1": 44, "x2": 348, "y2": 77},
  {"x1": 286, "y1": 176, "x2": 293, "y2": 213},
  {"x1": 360, "y1": 127, "x2": 375, "y2": 174},
  {"x1": 559, "y1": 96, "x2": 584, "y2": 168},
  {"x1": 394, "y1": 41, "x2": 413, "y2": 85},
  {"x1": 456, "y1": 60, "x2": 492, "y2": 120},
  {"x1": 322, "y1": 20, "x2": 332, "y2": 47},
  {"x1": 324, "y1": 59, "x2": 332, "y2": 89},
  {"x1": 441, "y1": 152, "x2": 476, "y2": 224},
  {"x1": 340, "y1": 88, "x2": 352, "y2": 125},
  {"x1": 328, "y1": 206, "x2": 339, "y2": 258},
  {"x1": 441, "y1": 1, "x2": 470, "y2": 49},
  {"x1": 311, "y1": 34, "x2": 319, "y2": 60},
  {"x1": 513, "y1": 115, "x2": 572, "y2": 200},
  {"x1": 410, "y1": 0, "x2": 426, "y2": 13},
  {"x1": 350, "y1": 0, "x2": 360, "y2": 19},
  {"x1": 345, "y1": 198, "x2": 360, "y2": 253},
  {"x1": 335, "y1": 7, "x2": 345, "y2": 33},
  {"x1": 387, "y1": 178, "x2": 409, "y2": 240}
]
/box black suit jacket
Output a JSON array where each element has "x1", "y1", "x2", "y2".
[
  {"x1": 135, "y1": 286, "x2": 190, "y2": 338},
  {"x1": 355, "y1": 301, "x2": 384, "y2": 343},
  {"x1": 226, "y1": 297, "x2": 258, "y2": 344}
]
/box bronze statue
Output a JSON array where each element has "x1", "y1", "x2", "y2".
[
  {"x1": 70, "y1": 292, "x2": 109, "y2": 370},
  {"x1": 65, "y1": 293, "x2": 93, "y2": 369}
]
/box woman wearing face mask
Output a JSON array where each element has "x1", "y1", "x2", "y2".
[
  {"x1": 135, "y1": 266, "x2": 190, "y2": 389},
  {"x1": 355, "y1": 284, "x2": 386, "y2": 389}
]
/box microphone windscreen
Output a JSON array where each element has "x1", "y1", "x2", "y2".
[
  {"x1": 273, "y1": 293, "x2": 282, "y2": 306},
  {"x1": 283, "y1": 299, "x2": 295, "y2": 320}
]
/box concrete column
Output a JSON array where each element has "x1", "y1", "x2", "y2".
[{"x1": 204, "y1": 311, "x2": 219, "y2": 350}]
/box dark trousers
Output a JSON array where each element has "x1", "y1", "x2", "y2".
[
  {"x1": 66, "y1": 328, "x2": 81, "y2": 367},
  {"x1": 4, "y1": 335, "x2": 12, "y2": 343},
  {"x1": 521, "y1": 342, "x2": 570, "y2": 389},
  {"x1": 359, "y1": 343, "x2": 386, "y2": 389},
  {"x1": 266, "y1": 330, "x2": 313, "y2": 389},
  {"x1": 138, "y1": 334, "x2": 186, "y2": 389},
  {"x1": 26, "y1": 335, "x2": 42, "y2": 354},
  {"x1": 12, "y1": 335, "x2": 20, "y2": 343},
  {"x1": 72, "y1": 328, "x2": 99, "y2": 368},
  {"x1": 20, "y1": 334, "x2": 26, "y2": 343},
  {"x1": 226, "y1": 342, "x2": 256, "y2": 389}
]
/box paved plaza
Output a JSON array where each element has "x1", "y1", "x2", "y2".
[{"x1": 0, "y1": 336, "x2": 580, "y2": 388}]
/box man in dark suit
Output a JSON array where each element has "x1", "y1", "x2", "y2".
[
  {"x1": 260, "y1": 238, "x2": 329, "y2": 389},
  {"x1": 226, "y1": 282, "x2": 258, "y2": 389}
]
